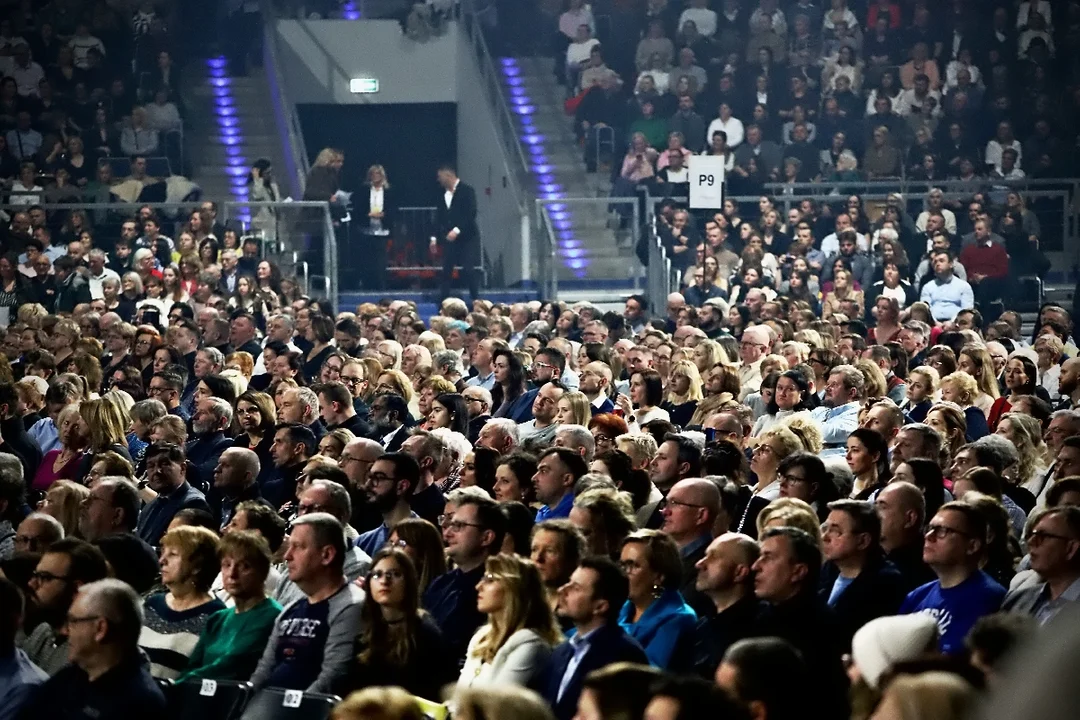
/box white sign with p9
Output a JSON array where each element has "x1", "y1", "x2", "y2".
[{"x1": 688, "y1": 155, "x2": 726, "y2": 209}]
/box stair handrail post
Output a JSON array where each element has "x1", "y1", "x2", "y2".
[{"x1": 260, "y1": 0, "x2": 309, "y2": 198}]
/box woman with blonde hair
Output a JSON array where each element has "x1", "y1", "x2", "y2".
[
  {"x1": 458, "y1": 554, "x2": 561, "y2": 689},
  {"x1": 375, "y1": 369, "x2": 416, "y2": 409},
  {"x1": 996, "y1": 412, "x2": 1052, "y2": 497},
  {"x1": 37, "y1": 479, "x2": 89, "y2": 537},
  {"x1": 76, "y1": 397, "x2": 132, "y2": 482},
  {"x1": 749, "y1": 426, "x2": 804, "y2": 502},
  {"x1": 938, "y1": 372, "x2": 990, "y2": 440},
  {"x1": 822, "y1": 267, "x2": 864, "y2": 321},
  {"x1": 555, "y1": 390, "x2": 591, "y2": 427},
  {"x1": 661, "y1": 360, "x2": 702, "y2": 427},
  {"x1": 690, "y1": 340, "x2": 728, "y2": 375},
  {"x1": 756, "y1": 497, "x2": 824, "y2": 547},
  {"x1": 925, "y1": 403, "x2": 968, "y2": 468},
  {"x1": 902, "y1": 366, "x2": 939, "y2": 422},
  {"x1": 856, "y1": 359, "x2": 888, "y2": 400},
  {"x1": 874, "y1": 671, "x2": 977, "y2": 720},
  {"x1": 32, "y1": 404, "x2": 88, "y2": 492},
  {"x1": 957, "y1": 344, "x2": 999, "y2": 416},
  {"x1": 318, "y1": 428, "x2": 357, "y2": 461}
]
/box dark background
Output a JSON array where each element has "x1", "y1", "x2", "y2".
[{"x1": 297, "y1": 103, "x2": 458, "y2": 208}]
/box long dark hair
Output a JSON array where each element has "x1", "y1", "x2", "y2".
[
  {"x1": 490, "y1": 348, "x2": 526, "y2": 410},
  {"x1": 850, "y1": 427, "x2": 892, "y2": 489},
  {"x1": 469, "y1": 446, "x2": 500, "y2": 495},
  {"x1": 433, "y1": 392, "x2": 469, "y2": 435},
  {"x1": 902, "y1": 457, "x2": 946, "y2": 520},
  {"x1": 358, "y1": 548, "x2": 425, "y2": 668}
]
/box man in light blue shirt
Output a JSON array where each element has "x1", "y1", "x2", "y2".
[
  {"x1": 811, "y1": 365, "x2": 865, "y2": 458},
  {"x1": 465, "y1": 337, "x2": 501, "y2": 391},
  {"x1": 919, "y1": 249, "x2": 974, "y2": 323}
]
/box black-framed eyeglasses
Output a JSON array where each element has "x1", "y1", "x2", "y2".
[
  {"x1": 1028, "y1": 529, "x2": 1075, "y2": 545},
  {"x1": 779, "y1": 473, "x2": 809, "y2": 486},
  {"x1": 365, "y1": 472, "x2": 396, "y2": 486},
  {"x1": 31, "y1": 571, "x2": 71, "y2": 584},
  {"x1": 446, "y1": 520, "x2": 485, "y2": 533},
  {"x1": 664, "y1": 498, "x2": 705, "y2": 510},
  {"x1": 341, "y1": 376, "x2": 364, "y2": 387},
  {"x1": 66, "y1": 614, "x2": 102, "y2": 626},
  {"x1": 925, "y1": 524, "x2": 969, "y2": 540}
]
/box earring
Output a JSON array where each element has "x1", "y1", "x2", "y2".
[{"x1": 652, "y1": 583, "x2": 662, "y2": 599}]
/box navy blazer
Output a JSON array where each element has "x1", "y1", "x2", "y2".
[
  {"x1": 494, "y1": 389, "x2": 536, "y2": 424},
  {"x1": 539, "y1": 623, "x2": 648, "y2": 720},
  {"x1": 590, "y1": 397, "x2": 615, "y2": 415}
]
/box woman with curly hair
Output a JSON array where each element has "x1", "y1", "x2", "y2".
[
  {"x1": 938, "y1": 371, "x2": 990, "y2": 440},
  {"x1": 995, "y1": 412, "x2": 1052, "y2": 498}
]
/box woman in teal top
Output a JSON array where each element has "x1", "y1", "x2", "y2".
[
  {"x1": 617, "y1": 529, "x2": 697, "y2": 669},
  {"x1": 181, "y1": 530, "x2": 283, "y2": 681}
]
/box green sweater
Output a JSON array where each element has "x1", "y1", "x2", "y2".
[{"x1": 179, "y1": 597, "x2": 282, "y2": 681}]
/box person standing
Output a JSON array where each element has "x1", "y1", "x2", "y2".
[
  {"x1": 432, "y1": 165, "x2": 480, "y2": 302},
  {"x1": 356, "y1": 164, "x2": 396, "y2": 292}
]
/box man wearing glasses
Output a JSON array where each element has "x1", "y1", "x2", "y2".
[
  {"x1": 135, "y1": 442, "x2": 210, "y2": 547},
  {"x1": 339, "y1": 359, "x2": 371, "y2": 418},
  {"x1": 423, "y1": 495, "x2": 507, "y2": 667},
  {"x1": 22, "y1": 538, "x2": 109, "y2": 675},
  {"x1": 899, "y1": 502, "x2": 1006, "y2": 654},
  {"x1": 19, "y1": 579, "x2": 168, "y2": 717},
  {"x1": 461, "y1": 386, "x2": 492, "y2": 444},
  {"x1": 660, "y1": 478, "x2": 721, "y2": 617},
  {"x1": 1002, "y1": 506, "x2": 1080, "y2": 624},
  {"x1": 354, "y1": 453, "x2": 420, "y2": 556}
]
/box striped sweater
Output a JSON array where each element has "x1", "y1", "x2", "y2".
[{"x1": 139, "y1": 593, "x2": 226, "y2": 679}]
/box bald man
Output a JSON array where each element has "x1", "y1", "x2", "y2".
[
  {"x1": 1057, "y1": 357, "x2": 1080, "y2": 410},
  {"x1": 874, "y1": 481, "x2": 934, "y2": 592},
  {"x1": 662, "y1": 478, "x2": 721, "y2": 616},
  {"x1": 693, "y1": 533, "x2": 761, "y2": 675},
  {"x1": 341, "y1": 438, "x2": 385, "y2": 530},
  {"x1": 704, "y1": 411, "x2": 747, "y2": 450}
]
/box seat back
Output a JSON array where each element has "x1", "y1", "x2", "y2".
[
  {"x1": 173, "y1": 678, "x2": 253, "y2": 720},
  {"x1": 237, "y1": 688, "x2": 341, "y2": 720}
]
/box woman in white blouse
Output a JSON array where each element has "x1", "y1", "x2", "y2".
[
  {"x1": 457, "y1": 554, "x2": 561, "y2": 690},
  {"x1": 616, "y1": 369, "x2": 671, "y2": 429}
]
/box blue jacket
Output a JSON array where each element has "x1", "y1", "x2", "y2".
[
  {"x1": 538, "y1": 623, "x2": 647, "y2": 720},
  {"x1": 617, "y1": 589, "x2": 697, "y2": 668},
  {"x1": 495, "y1": 390, "x2": 535, "y2": 424},
  {"x1": 590, "y1": 397, "x2": 615, "y2": 415},
  {"x1": 136, "y1": 481, "x2": 209, "y2": 547}
]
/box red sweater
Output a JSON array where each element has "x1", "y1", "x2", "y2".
[{"x1": 959, "y1": 242, "x2": 1009, "y2": 279}]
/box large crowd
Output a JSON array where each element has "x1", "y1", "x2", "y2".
[{"x1": 0, "y1": 2, "x2": 1079, "y2": 720}]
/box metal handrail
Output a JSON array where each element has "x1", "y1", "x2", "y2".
[
  {"x1": 761, "y1": 178, "x2": 1080, "y2": 193},
  {"x1": 460, "y1": 0, "x2": 528, "y2": 212},
  {"x1": 535, "y1": 200, "x2": 558, "y2": 300},
  {"x1": 261, "y1": 0, "x2": 309, "y2": 198}
]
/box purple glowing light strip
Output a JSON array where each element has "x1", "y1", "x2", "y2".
[
  {"x1": 207, "y1": 56, "x2": 250, "y2": 220},
  {"x1": 498, "y1": 58, "x2": 583, "y2": 273}
]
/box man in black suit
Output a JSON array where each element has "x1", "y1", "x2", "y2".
[
  {"x1": 432, "y1": 165, "x2": 480, "y2": 301},
  {"x1": 368, "y1": 393, "x2": 410, "y2": 452},
  {"x1": 540, "y1": 556, "x2": 648, "y2": 720}
]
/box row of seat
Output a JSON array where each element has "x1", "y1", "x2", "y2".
[{"x1": 154, "y1": 678, "x2": 340, "y2": 720}]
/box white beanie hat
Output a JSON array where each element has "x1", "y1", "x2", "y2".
[{"x1": 852, "y1": 614, "x2": 939, "y2": 689}]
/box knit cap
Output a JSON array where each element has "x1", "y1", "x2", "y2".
[{"x1": 852, "y1": 614, "x2": 939, "y2": 689}]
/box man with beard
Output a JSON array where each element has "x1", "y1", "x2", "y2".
[
  {"x1": 185, "y1": 397, "x2": 235, "y2": 494},
  {"x1": 353, "y1": 452, "x2": 420, "y2": 556},
  {"x1": 698, "y1": 298, "x2": 728, "y2": 339},
  {"x1": 369, "y1": 393, "x2": 410, "y2": 452},
  {"x1": 1056, "y1": 358, "x2": 1080, "y2": 410},
  {"x1": 21, "y1": 539, "x2": 109, "y2": 675}
]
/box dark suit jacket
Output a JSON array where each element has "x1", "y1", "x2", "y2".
[
  {"x1": 355, "y1": 185, "x2": 397, "y2": 234},
  {"x1": 383, "y1": 424, "x2": 410, "y2": 452},
  {"x1": 818, "y1": 551, "x2": 908, "y2": 650},
  {"x1": 184, "y1": 431, "x2": 235, "y2": 494},
  {"x1": 539, "y1": 623, "x2": 648, "y2": 720},
  {"x1": 436, "y1": 180, "x2": 480, "y2": 248}
]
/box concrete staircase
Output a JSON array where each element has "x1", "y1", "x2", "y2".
[
  {"x1": 183, "y1": 56, "x2": 291, "y2": 215},
  {"x1": 500, "y1": 56, "x2": 643, "y2": 293}
]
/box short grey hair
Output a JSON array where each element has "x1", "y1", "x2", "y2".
[
  {"x1": 972, "y1": 434, "x2": 1020, "y2": 470},
  {"x1": 197, "y1": 347, "x2": 224, "y2": 369},
  {"x1": 483, "y1": 418, "x2": 519, "y2": 449},
  {"x1": 203, "y1": 396, "x2": 234, "y2": 429},
  {"x1": 224, "y1": 447, "x2": 260, "y2": 483},
  {"x1": 463, "y1": 386, "x2": 493, "y2": 408},
  {"x1": 0, "y1": 453, "x2": 24, "y2": 520},
  {"x1": 432, "y1": 350, "x2": 465, "y2": 377},
  {"x1": 446, "y1": 486, "x2": 492, "y2": 505},
  {"x1": 88, "y1": 248, "x2": 108, "y2": 262},
  {"x1": 555, "y1": 424, "x2": 595, "y2": 463},
  {"x1": 130, "y1": 398, "x2": 168, "y2": 425},
  {"x1": 307, "y1": 479, "x2": 352, "y2": 523},
  {"x1": 271, "y1": 313, "x2": 296, "y2": 332},
  {"x1": 79, "y1": 578, "x2": 144, "y2": 648},
  {"x1": 829, "y1": 364, "x2": 866, "y2": 398},
  {"x1": 898, "y1": 422, "x2": 943, "y2": 459},
  {"x1": 295, "y1": 387, "x2": 320, "y2": 418}
]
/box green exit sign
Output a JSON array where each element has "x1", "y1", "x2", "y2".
[{"x1": 350, "y1": 78, "x2": 380, "y2": 94}]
